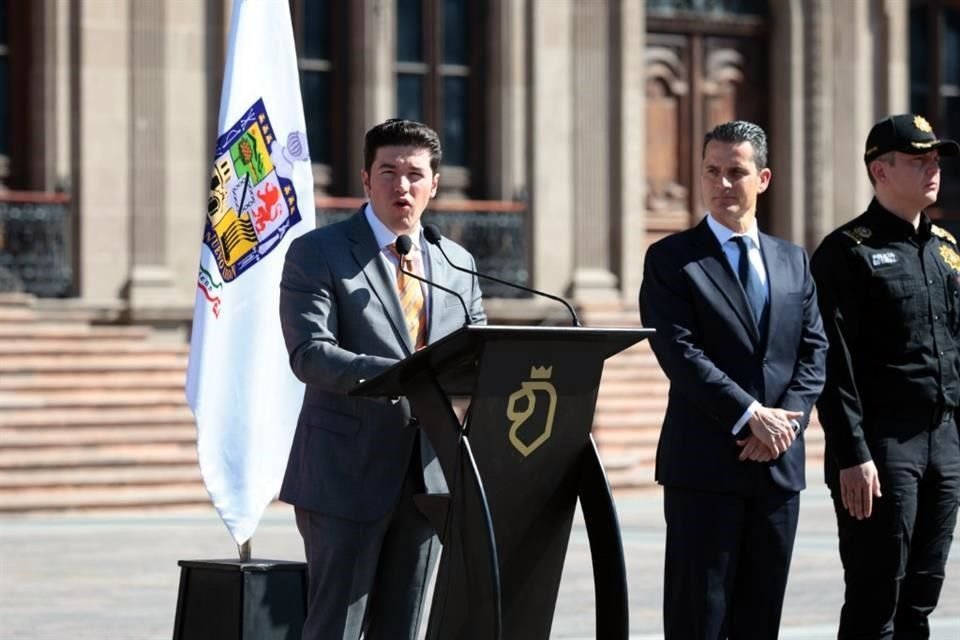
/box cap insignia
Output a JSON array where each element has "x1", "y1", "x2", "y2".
[
  {"x1": 914, "y1": 115, "x2": 933, "y2": 133},
  {"x1": 932, "y1": 225, "x2": 957, "y2": 245}
]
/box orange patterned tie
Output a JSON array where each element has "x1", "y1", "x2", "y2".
[{"x1": 389, "y1": 243, "x2": 426, "y2": 349}]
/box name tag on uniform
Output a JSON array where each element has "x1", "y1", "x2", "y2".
[{"x1": 871, "y1": 252, "x2": 898, "y2": 266}]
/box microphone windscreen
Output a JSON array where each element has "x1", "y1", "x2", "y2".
[
  {"x1": 395, "y1": 234, "x2": 413, "y2": 255},
  {"x1": 423, "y1": 224, "x2": 442, "y2": 245}
]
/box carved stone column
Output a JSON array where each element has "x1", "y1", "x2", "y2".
[
  {"x1": 804, "y1": 0, "x2": 834, "y2": 248},
  {"x1": 768, "y1": 0, "x2": 806, "y2": 245},
  {"x1": 612, "y1": 0, "x2": 645, "y2": 301},
  {"x1": 19, "y1": 0, "x2": 71, "y2": 192},
  {"x1": 347, "y1": 0, "x2": 395, "y2": 196},
  {"x1": 569, "y1": 0, "x2": 618, "y2": 299},
  {"x1": 877, "y1": 0, "x2": 909, "y2": 115},
  {"x1": 165, "y1": 0, "x2": 211, "y2": 313},
  {"x1": 75, "y1": 0, "x2": 133, "y2": 304},
  {"x1": 830, "y1": 0, "x2": 874, "y2": 232},
  {"x1": 486, "y1": 0, "x2": 527, "y2": 201},
  {"x1": 127, "y1": 0, "x2": 177, "y2": 312},
  {"x1": 528, "y1": 0, "x2": 575, "y2": 297}
]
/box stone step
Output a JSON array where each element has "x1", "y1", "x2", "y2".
[
  {"x1": 0, "y1": 424, "x2": 196, "y2": 447},
  {"x1": 596, "y1": 382, "x2": 667, "y2": 402},
  {"x1": 1, "y1": 406, "x2": 195, "y2": 428},
  {"x1": 0, "y1": 370, "x2": 186, "y2": 391},
  {"x1": 592, "y1": 396, "x2": 670, "y2": 412},
  {"x1": 593, "y1": 412, "x2": 666, "y2": 430},
  {"x1": 0, "y1": 323, "x2": 151, "y2": 340},
  {"x1": 0, "y1": 292, "x2": 35, "y2": 306},
  {"x1": 0, "y1": 306, "x2": 35, "y2": 322},
  {"x1": 0, "y1": 338, "x2": 189, "y2": 355},
  {"x1": 0, "y1": 388, "x2": 188, "y2": 410},
  {"x1": 0, "y1": 464, "x2": 201, "y2": 489},
  {"x1": 0, "y1": 443, "x2": 198, "y2": 470},
  {"x1": 593, "y1": 427, "x2": 661, "y2": 446},
  {"x1": 0, "y1": 483, "x2": 210, "y2": 513},
  {"x1": 599, "y1": 368, "x2": 666, "y2": 383},
  {"x1": 0, "y1": 353, "x2": 188, "y2": 373}
]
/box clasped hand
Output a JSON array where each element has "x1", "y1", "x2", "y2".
[{"x1": 736, "y1": 406, "x2": 802, "y2": 462}]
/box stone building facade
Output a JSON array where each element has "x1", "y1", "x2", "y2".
[{"x1": 2, "y1": 0, "x2": 956, "y2": 324}]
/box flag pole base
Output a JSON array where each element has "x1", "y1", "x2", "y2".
[{"x1": 172, "y1": 559, "x2": 307, "y2": 640}]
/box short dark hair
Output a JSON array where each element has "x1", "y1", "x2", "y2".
[
  {"x1": 703, "y1": 120, "x2": 769, "y2": 170},
  {"x1": 363, "y1": 119, "x2": 442, "y2": 173}
]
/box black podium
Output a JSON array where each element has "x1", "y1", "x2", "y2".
[{"x1": 352, "y1": 325, "x2": 653, "y2": 640}]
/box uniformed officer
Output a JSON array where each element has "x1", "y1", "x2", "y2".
[{"x1": 811, "y1": 113, "x2": 960, "y2": 639}]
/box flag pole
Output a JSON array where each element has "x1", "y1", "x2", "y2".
[{"x1": 238, "y1": 539, "x2": 251, "y2": 562}]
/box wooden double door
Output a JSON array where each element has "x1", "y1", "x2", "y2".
[{"x1": 645, "y1": 12, "x2": 769, "y2": 238}]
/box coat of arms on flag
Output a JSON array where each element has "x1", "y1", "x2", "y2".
[{"x1": 202, "y1": 97, "x2": 308, "y2": 288}]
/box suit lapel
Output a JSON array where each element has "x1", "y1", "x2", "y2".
[
  {"x1": 692, "y1": 219, "x2": 761, "y2": 344},
  {"x1": 425, "y1": 239, "x2": 448, "y2": 344},
  {"x1": 346, "y1": 209, "x2": 414, "y2": 355}
]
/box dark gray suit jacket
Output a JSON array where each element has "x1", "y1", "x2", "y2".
[
  {"x1": 278, "y1": 209, "x2": 485, "y2": 522},
  {"x1": 639, "y1": 217, "x2": 827, "y2": 494}
]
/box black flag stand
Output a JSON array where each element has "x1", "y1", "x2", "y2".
[
  {"x1": 172, "y1": 526, "x2": 308, "y2": 639},
  {"x1": 172, "y1": 554, "x2": 307, "y2": 640}
]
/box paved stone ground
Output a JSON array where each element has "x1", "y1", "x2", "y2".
[{"x1": 1, "y1": 486, "x2": 958, "y2": 639}]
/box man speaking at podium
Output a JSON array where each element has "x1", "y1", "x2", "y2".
[
  {"x1": 640, "y1": 121, "x2": 827, "y2": 638},
  {"x1": 278, "y1": 119, "x2": 485, "y2": 640}
]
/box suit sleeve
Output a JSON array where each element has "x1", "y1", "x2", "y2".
[
  {"x1": 639, "y1": 241, "x2": 757, "y2": 430},
  {"x1": 466, "y1": 253, "x2": 487, "y2": 326},
  {"x1": 775, "y1": 248, "x2": 828, "y2": 426},
  {"x1": 279, "y1": 235, "x2": 398, "y2": 394},
  {"x1": 810, "y1": 237, "x2": 872, "y2": 468}
]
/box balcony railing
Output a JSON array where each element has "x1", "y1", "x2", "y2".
[
  {"x1": 0, "y1": 193, "x2": 528, "y2": 300},
  {"x1": 0, "y1": 191, "x2": 73, "y2": 297},
  {"x1": 316, "y1": 197, "x2": 530, "y2": 299}
]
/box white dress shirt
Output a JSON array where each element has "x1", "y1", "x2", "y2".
[{"x1": 364, "y1": 203, "x2": 432, "y2": 318}]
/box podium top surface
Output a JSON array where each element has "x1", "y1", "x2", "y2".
[{"x1": 351, "y1": 324, "x2": 654, "y2": 398}]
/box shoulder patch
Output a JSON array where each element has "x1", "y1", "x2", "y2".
[
  {"x1": 932, "y1": 225, "x2": 957, "y2": 245},
  {"x1": 939, "y1": 245, "x2": 960, "y2": 273},
  {"x1": 841, "y1": 226, "x2": 872, "y2": 245}
]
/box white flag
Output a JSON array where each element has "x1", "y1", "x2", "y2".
[{"x1": 185, "y1": 0, "x2": 313, "y2": 545}]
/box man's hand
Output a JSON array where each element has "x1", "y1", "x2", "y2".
[
  {"x1": 736, "y1": 434, "x2": 776, "y2": 462},
  {"x1": 838, "y1": 461, "x2": 882, "y2": 520},
  {"x1": 748, "y1": 406, "x2": 802, "y2": 456}
]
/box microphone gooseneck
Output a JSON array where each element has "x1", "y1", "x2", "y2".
[
  {"x1": 394, "y1": 234, "x2": 472, "y2": 327},
  {"x1": 423, "y1": 223, "x2": 582, "y2": 327}
]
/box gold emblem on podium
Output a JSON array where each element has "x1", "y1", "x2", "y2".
[{"x1": 506, "y1": 366, "x2": 557, "y2": 457}]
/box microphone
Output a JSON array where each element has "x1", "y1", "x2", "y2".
[
  {"x1": 395, "y1": 234, "x2": 472, "y2": 327},
  {"x1": 422, "y1": 223, "x2": 582, "y2": 327}
]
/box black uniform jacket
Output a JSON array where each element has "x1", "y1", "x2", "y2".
[{"x1": 811, "y1": 198, "x2": 960, "y2": 474}]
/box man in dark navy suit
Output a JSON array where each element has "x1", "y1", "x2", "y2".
[{"x1": 640, "y1": 120, "x2": 828, "y2": 639}]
